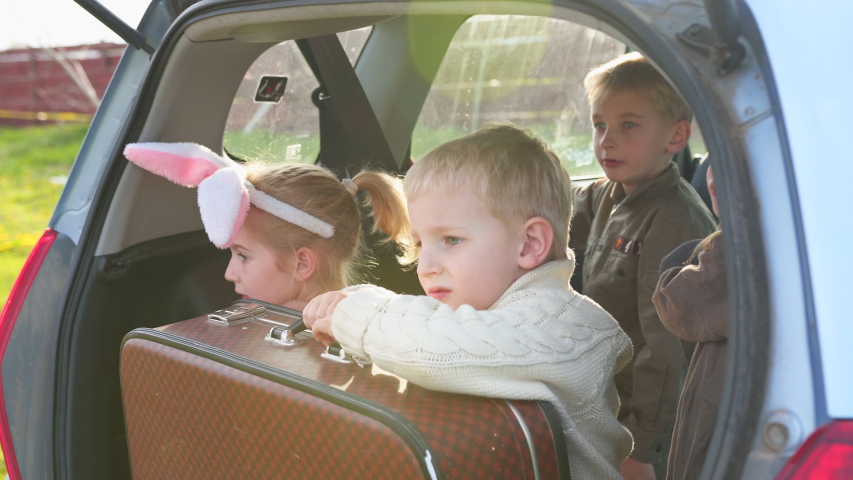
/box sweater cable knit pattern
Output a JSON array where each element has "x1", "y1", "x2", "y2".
[{"x1": 332, "y1": 258, "x2": 634, "y2": 480}]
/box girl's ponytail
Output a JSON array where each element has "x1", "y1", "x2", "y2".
[{"x1": 352, "y1": 170, "x2": 410, "y2": 245}]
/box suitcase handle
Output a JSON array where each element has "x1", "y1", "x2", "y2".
[{"x1": 284, "y1": 318, "x2": 306, "y2": 334}]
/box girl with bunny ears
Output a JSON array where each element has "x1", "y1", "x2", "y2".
[{"x1": 123, "y1": 142, "x2": 410, "y2": 310}]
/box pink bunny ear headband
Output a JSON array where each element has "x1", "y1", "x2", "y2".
[{"x1": 123, "y1": 142, "x2": 335, "y2": 248}]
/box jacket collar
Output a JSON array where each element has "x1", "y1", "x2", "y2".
[{"x1": 611, "y1": 161, "x2": 679, "y2": 205}]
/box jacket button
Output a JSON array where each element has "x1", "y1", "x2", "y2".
[{"x1": 617, "y1": 269, "x2": 625, "y2": 277}]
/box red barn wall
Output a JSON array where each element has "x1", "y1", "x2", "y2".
[{"x1": 0, "y1": 42, "x2": 124, "y2": 126}]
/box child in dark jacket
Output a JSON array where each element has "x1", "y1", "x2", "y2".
[{"x1": 652, "y1": 165, "x2": 728, "y2": 480}]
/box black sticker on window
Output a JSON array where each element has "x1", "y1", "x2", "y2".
[{"x1": 255, "y1": 76, "x2": 288, "y2": 103}]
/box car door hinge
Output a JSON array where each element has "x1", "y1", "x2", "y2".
[{"x1": 676, "y1": 0, "x2": 745, "y2": 76}]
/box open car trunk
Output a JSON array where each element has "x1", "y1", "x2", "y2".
[{"x1": 3, "y1": 1, "x2": 818, "y2": 479}]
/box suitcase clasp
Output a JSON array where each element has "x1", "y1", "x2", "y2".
[
  {"x1": 208, "y1": 304, "x2": 267, "y2": 325},
  {"x1": 265, "y1": 326, "x2": 300, "y2": 346},
  {"x1": 321, "y1": 344, "x2": 372, "y2": 367},
  {"x1": 321, "y1": 344, "x2": 353, "y2": 364}
]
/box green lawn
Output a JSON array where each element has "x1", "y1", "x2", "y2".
[{"x1": 0, "y1": 124, "x2": 87, "y2": 306}]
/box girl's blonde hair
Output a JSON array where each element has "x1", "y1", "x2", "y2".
[{"x1": 243, "y1": 162, "x2": 409, "y2": 290}]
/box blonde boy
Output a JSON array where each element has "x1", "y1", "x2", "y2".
[
  {"x1": 304, "y1": 123, "x2": 633, "y2": 479},
  {"x1": 571, "y1": 52, "x2": 717, "y2": 479}
]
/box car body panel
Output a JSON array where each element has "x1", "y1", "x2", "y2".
[
  {"x1": 2, "y1": 233, "x2": 75, "y2": 479},
  {"x1": 51, "y1": 0, "x2": 176, "y2": 247},
  {"x1": 736, "y1": 114, "x2": 817, "y2": 477},
  {"x1": 746, "y1": 0, "x2": 853, "y2": 419}
]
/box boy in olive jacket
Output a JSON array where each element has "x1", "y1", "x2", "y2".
[{"x1": 570, "y1": 52, "x2": 717, "y2": 480}]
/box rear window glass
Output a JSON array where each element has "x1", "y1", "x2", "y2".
[
  {"x1": 223, "y1": 27, "x2": 372, "y2": 163},
  {"x1": 411, "y1": 15, "x2": 625, "y2": 178}
]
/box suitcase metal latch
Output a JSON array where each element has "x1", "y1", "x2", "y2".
[
  {"x1": 265, "y1": 326, "x2": 300, "y2": 346},
  {"x1": 321, "y1": 344, "x2": 371, "y2": 367},
  {"x1": 208, "y1": 305, "x2": 267, "y2": 325},
  {"x1": 321, "y1": 344, "x2": 353, "y2": 364}
]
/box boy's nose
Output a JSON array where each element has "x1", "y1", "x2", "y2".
[
  {"x1": 599, "y1": 129, "x2": 616, "y2": 149},
  {"x1": 416, "y1": 250, "x2": 440, "y2": 277}
]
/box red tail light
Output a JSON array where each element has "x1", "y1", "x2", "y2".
[
  {"x1": 776, "y1": 420, "x2": 853, "y2": 479},
  {"x1": 0, "y1": 228, "x2": 58, "y2": 480}
]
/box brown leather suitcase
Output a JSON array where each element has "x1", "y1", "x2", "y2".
[{"x1": 120, "y1": 299, "x2": 571, "y2": 479}]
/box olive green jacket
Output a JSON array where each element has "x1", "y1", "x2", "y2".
[{"x1": 569, "y1": 163, "x2": 717, "y2": 463}]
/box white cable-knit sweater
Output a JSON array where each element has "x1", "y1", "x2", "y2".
[{"x1": 332, "y1": 259, "x2": 634, "y2": 480}]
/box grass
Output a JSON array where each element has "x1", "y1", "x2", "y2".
[
  {"x1": 412, "y1": 122, "x2": 606, "y2": 177},
  {"x1": 0, "y1": 124, "x2": 87, "y2": 306},
  {"x1": 224, "y1": 130, "x2": 319, "y2": 164},
  {"x1": 225, "y1": 122, "x2": 612, "y2": 180}
]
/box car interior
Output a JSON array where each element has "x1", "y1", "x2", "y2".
[{"x1": 55, "y1": 2, "x2": 756, "y2": 478}]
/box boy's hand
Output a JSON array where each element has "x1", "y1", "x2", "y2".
[
  {"x1": 620, "y1": 458, "x2": 656, "y2": 480},
  {"x1": 302, "y1": 291, "x2": 351, "y2": 346}
]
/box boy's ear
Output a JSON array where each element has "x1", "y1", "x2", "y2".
[
  {"x1": 518, "y1": 217, "x2": 554, "y2": 270},
  {"x1": 665, "y1": 119, "x2": 692, "y2": 154},
  {"x1": 292, "y1": 247, "x2": 318, "y2": 281}
]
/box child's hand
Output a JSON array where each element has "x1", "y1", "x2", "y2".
[{"x1": 302, "y1": 291, "x2": 351, "y2": 346}]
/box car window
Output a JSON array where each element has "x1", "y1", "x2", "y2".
[
  {"x1": 411, "y1": 15, "x2": 625, "y2": 178},
  {"x1": 223, "y1": 27, "x2": 372, "y2": 163}
]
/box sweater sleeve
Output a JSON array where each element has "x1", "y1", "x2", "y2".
[
  {"x1": 332, "y1": 285, "x2": 398, "y2": 359},
  {"x1": 653, "y1": 234, "x2": 729, "y2": 343},
  {"x1": 331, "y1": 287, "x2": 620, "y2": 400}
]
